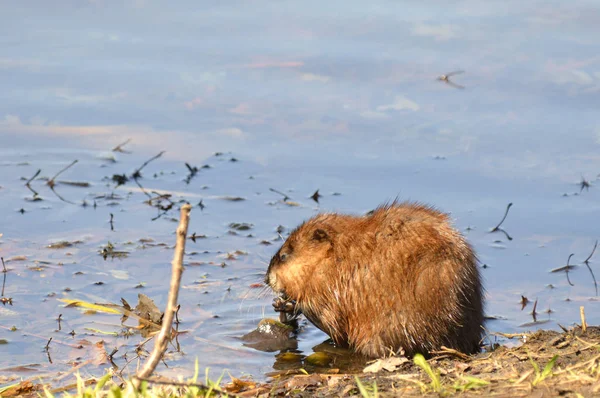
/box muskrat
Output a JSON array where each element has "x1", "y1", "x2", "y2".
[{"x1": 265, "y1": 202, "x2": 483, "y2": 358}]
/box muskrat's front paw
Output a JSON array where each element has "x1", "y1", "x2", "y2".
[{"x1": 272, "y1": 296, "x2": 296, "y2": 313}]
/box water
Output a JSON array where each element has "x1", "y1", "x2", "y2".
[{"x1": 1, "y1": 0, "x2": 600, "y2": 385}]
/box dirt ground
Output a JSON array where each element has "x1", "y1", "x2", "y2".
[{"x1": 231, "y1": 325, "x2": 600, "y2": 397}]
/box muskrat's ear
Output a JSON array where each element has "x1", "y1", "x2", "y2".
[{"x1": 312, "y1": 229, "x2": 330, "y2": 242}]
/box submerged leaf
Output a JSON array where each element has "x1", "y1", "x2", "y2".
[{"x1": 59, "y1": 299, "x2": 121, "y2": 314}]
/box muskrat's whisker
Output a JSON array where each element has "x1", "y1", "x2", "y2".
[
  {"x1": 237, "y1": 288, "x2": 256, "y2": 313},
  {"x1": 236, "y1": 275, "x2": 275, "y2": 316},
  {"x1": 254, "y1": 253, "x2": 270, "y2": 265},
  {"x1": 258, "y1": 285, "x2": 274, "y2": 299}
]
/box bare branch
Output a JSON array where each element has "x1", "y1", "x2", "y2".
[{"x1": 133, "y1": 204, "x2": 191, "y2": 389}]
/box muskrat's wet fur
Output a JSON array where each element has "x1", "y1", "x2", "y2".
[{"x1": 265, "y1": 202, "x2": 484, "y2": 358}]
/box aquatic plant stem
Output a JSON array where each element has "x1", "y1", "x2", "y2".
[{"x1": 133, "y1": 203, "x2": 191, "y2": 390}]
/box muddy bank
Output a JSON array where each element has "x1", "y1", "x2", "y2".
[{"x1": 232, "y1": 325, "x2": 600, "y2": 397}]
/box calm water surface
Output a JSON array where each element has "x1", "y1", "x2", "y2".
[{"x1": 1, "y1": 0, "x2": 600, "y2": 384}]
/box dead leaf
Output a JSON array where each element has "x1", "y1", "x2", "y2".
[
  {"x1": 363, "y1": 356, "x2": 408, "y2": 373},
  {"x1": 285, "y1": 374, "x2": 324, "y2": 390},
  {"x1": 0, "y1": 380, "x2": 37, "y2": 397},
  {"x1": 224, "y1": 377, "x2": 257, "y2": 393}
]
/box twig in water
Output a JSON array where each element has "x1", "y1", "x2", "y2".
[
  {"x1": 310, "y1": 189, "x2": 321, "y2": 203},
  {"x1": 184, "y1": 163, "x2": 199, "y2": 184},
  {"x1": 109, "y1": 213, "x2": 115, "y2": 231},
  {"x1": 112, "y1": 138, "x2": 132, "y2": 153},
  {"x1": 1, "y1": 257, "x2": 9, "y2": 303},
  {"x1": 584, "y1": 240, "x2": 598, "y2": 264},
  {"x1": 491, "y1": 203, "x2": 513, "y2": 232},
  {"x1": 148, "y1": 192, "x2": 175, "y2": 221},
  {"x1": 134, "y1": 177, "x2": 152, "y2": 199},
  {"x1": 108, "y1": 347, "x2": 118, "y2": 368},
  {"x1": 580, "y1": 175, "x2": 591, "y2": 192},
  {"x1": 131, "y1": 151, "x2": 165, "y2": 180},
  {"x1": 45, "y1": 337, "x2": 53, "y2": 351},
  {"x1": 269, "y1": 188, "x2": 290, "y2": 202},
  {"x1": 47, "y1": 160, "x2": 78, "y2": 189},
  {"x1": 48, "y1": 187, "x2": 76, "y2": 204},
  {"x1": 490, "y1": 203, "x2": 513, "y2": 241},
  {"x1": 566, "y1": 253, "x2": 575, "y2": 287},
  {"x1": 57, "y1": 314, "x2": 62, "y2": 331},
  {"x1": 25, "y1": 169, "x2": 41, "y2": 198},
  {"x1": 437, "y1": 70, "x2": 465, "y2": 89},
  {"x1": 531, "y1": 298, "x2": 538, "y2": 323},
  {"x1": 583, "y1": 240, "x2": 598, "y2": 296},
  {"x1": 46, "y1": 160, "x2": 78, "y2": 204},
  {"x1": 133, "y1": 204, "x2": 192, "y2": 390}
]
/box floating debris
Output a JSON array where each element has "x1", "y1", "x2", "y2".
[{"x1": 229, "y1": 222, "x2": 253, "y2": 231}]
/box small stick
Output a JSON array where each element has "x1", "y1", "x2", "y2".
[
  {"x1": 1, "y1": 257, "x2": 7, "y2": 298},
  {"x1": 135, "y1": 178, "x2": 153, "y2": 199},
  {"x1": 132, "y1": 151, "x2": 165, "y2": 179},
  {"x1": 584, "y1": 240, "x2": 598, "y2": 264},
  {"x1": 492, "y1": 331, "x2": 532, "y2": 339},
  {"x1": 565, "y1": 253, "x2": 575, "y2": 287},
  {"x1": 133, "y1": 204, "x2": 192, "y2": 390},
  {"x1": 491, "y1": 202, "x2": 513, "y2": 232},
  {"x1": 580, "y1": 175, "x2": 591, "y2": 192},
  {"x1": 25, "y1": 169, "x2": 41, "y2": 186},
  {"x1": 112, "y1": 138, "x2": 132, "y2": 153},
  {"x1": 431, "y1": 346, "x2": 470, "y2": 360},
  {"x1": 580, "y1": 306, "x2": 587, "y2": 333},
  {"x1": 25, "y1": 169, "x2": 41, "y2": 197},
  {"x1": 531, "y1": 298, "x2": 538, "y2": 323},
  {"x1": 583, "y1": 257, "x2": 598, "y2": 296},
  {"x1": 47, "y1": 160, "x2": 78, "y2": 189},
  {"x1": 184, "y1": 163, "x2": 199, "y2": 184},
  {"x1": 310, "y1": 189, "x2": 321, "y2": 203},
  {"x1": 45, "y1": 337, "x2": 53, "y2": 351},
  {"x1": 269, "y1": 188, "x2": 290, "y2": 202},
  {"x1": 57, "y1": 314, "x2": 62, "y2": 331},
  {"x1": 133, "y1": 375, "x2": 212, "y2": 391},
  {"x1": 48, "y1": 187, "x2": 76, "y2": 204},
  {"x1": 109, "y1": 213, "x2": 114, "y2": 232}
]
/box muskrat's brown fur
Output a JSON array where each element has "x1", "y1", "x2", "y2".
[{"x1": 265, "y1": 202, "x2": 483, "y2": 358}]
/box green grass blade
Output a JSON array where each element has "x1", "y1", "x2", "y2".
[
  {"x1": 413, "y1": 353, "x2": 442, "y2": 392},
  {"x1": 542, "y1": 355, "x2": 558, "y2": 379},
  {"x1": 355, "y1": 376, "x2": 371, "y2": 398}
]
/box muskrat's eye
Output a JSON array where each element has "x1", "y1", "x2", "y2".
[{"x1": 279, "y1": 253, "x2": 288, "y2": 262}]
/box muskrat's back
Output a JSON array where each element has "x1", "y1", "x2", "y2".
[{"x1": 266, "y1": 202, "x2": 483, "y2": 357}]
